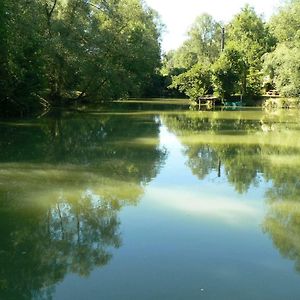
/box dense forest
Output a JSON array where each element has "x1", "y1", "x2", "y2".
[
  {"x1": 1, "y1": 0, "x2": 300, "y2": 116},
  {"x1": 163, "y1": 0, "x2": 300, "y2": 104},
  {"x1": 0, "y1": 0, "x2": 162, "y2": 115}
]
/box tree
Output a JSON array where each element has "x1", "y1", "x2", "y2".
[
  {"x1": 264, "y1": 0, "x2": 300, "y2": 96},
  {"x1": 263, "y1": 45, "x2": 300, "y2": 97},
  {"x1": 226, "y1": 5, "x2": 275, "y2": 98},
  {"x1": 161, "y1": 13, "x2": 222, "y2": 77},
  {"x1": 0, "y1": 0, "x2": 48, "y2": 114},
  {"x1": 186, "y1": 14, "x2": 223, "y2": 64},
  {"x1": 170, "y1": 63, "x2": 213, "y2": 100},
  {"x1": 212, "y1": 47, "x2": 246, "y2": 99},
  {"x1": 165, "y1": 6, "x2": 275, "y2": 101},
  {"x1": 0, "y1": 0, "x2": 163, "y2": 116},
  {"x1": 269, "y1": 0, "x2": 300, "y2": 47}
]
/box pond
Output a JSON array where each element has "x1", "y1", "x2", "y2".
[{"x1": 1, "y1": 100, "x2": 300, "y2": 299}]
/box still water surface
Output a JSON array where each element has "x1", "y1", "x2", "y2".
[{"x1": 1, "y1": 100, "x2": 300, "y2": 299}]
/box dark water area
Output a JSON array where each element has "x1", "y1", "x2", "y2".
[{"x1": 1, "y1": 100, "x2": 300, "y2": 299}]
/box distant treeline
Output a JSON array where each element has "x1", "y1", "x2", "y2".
[
  {"x1": 162, "y1": 0, "x2": 300, "y2": 104},
  {"x1": 0, "y1": 0, "x2": 164, "y2": 115}
]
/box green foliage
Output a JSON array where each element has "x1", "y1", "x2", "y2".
[
  {"x1": 226, "y1": 5, "x2": 275, "y2": 98},
  {"x1": 161, "y1": 14, "x2": 222, "y2": 73},
  {"x1": 0, "y1": 0, "x2": 47, "y2": 114},
  {"x1": 0, "y1": 0, "x2": 162, "y2": 116},
  {"x1": 264, "y1": 1, "x2": 300, "y2": 96},
  {"x1": 184, "y1": 13, "x2": 223, "y2": 65},
  {"x1": 212, "y1": 47, "x2": 246, "y2": 99},
  {"x1": 269, "y1": 0, "x2": 300, "y2": 47},
  {"x1": 164, "y1": 5, "x2": 276, "y2": 102},
  {"x1": 263, "y1": 45, "x2": 300, "y2": 97},
  {"x1": 263, "y1": 97, "x2": 300, "y2": 110},
  {"x1": 170, "y1": 63, "x2": 213, "y2": 100},
  {"x1": 227, "y1": 5, "x2": 275, "y2": 64}
]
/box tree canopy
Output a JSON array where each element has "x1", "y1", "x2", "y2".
[
  {"x1": 0, "y1": 0, "x2": 162, "y2": 115},
  {"x1": 163, "y1": 1, "x2": 299, "y2": 103},
  {"x1": 1, "y1": 0, "x2": 300, "y2": 114},
  {"x1": 263, "y1": 0, "x2": 300, "y2": 97}
]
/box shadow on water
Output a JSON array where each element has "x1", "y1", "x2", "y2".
[{"x1": 0, "y1": 107, "x2": 167, "y2": 300}]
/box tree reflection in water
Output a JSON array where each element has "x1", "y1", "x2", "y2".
[
  {"x1": 263, "y1": 162, "x2": 300, "y2": 272},
  {"x1": 163, "y1": 110, "x2": 300, "y2": 271},
  {"x1": 0, "y1": 191, "x2": 121, "y2": 300},
  {"x1": 0, "y1": 108, "x2": 167, "y2": 299}
]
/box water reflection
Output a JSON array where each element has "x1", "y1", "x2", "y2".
[
  {"x1": 0, "y1": 191, "x2": 121, "y2": 300},
  {"x1": 2, "y1": 105, "x2": 300, "y2": 299},
  {"x1": 0, "y1": 109, "x2": 167, "y2": 299},
  {"x1": 163, "y1": 110, "x2": 300, "y2": 193},
  {"x1": 263, "y1": 160, "x2": 300, "y2": 272},
  {"x1": 163, "y1": 109, "x2": 300, "y2": 270}
]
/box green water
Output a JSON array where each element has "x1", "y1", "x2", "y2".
[{"x1": 1, "y1": 101, "x2": 300, "y2": 299}]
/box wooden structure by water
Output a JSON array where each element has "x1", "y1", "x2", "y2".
[
  {"x1": 196, "y1": 95, "x2": 220, "y2": 109},
  {"x1": 266, "y1": 90, "x2": 280, "y2": 97}
]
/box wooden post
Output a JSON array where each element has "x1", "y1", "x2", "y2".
[{"x1": 221, "y1": 27, "x2": 225, "y2": 52}]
